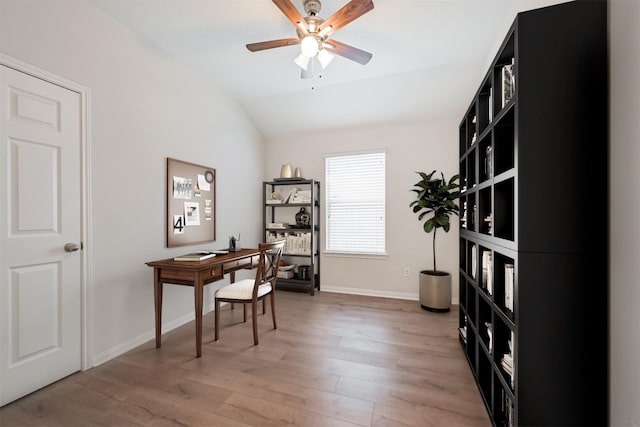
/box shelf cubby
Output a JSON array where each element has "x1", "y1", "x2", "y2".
[
  {"x1": 468, "y1": 147, "x2": 477, "y2": 189},
  {"x1": 493, "y1": 178, "x2": 514, "y2": 241},
  {"x1": 467, "y1": 242, "x2": 477, "y2": 282},
  {"x1": 478, "y1": 350, "x2": 493, "y2": 412},
  {"x1": 493, "y1": 252, "x2": 515, "y2": 321},
  {"x1": 493, "y1": 108, "x2": 515, "y2": 176},
  {"x1": 478, "y1": 246, "x2": 493, "y2": 297},
  {"x1": 479, "y1": 134, "x2": 493, "y2": 184},
  {"x1": 477, "y1": 80, "x2": 493, "y2": 136},
  {"x1": 478, "y1": 187, "x2": 492, "y2": 236},
  {"x1": 478, "y1": 296, "x2": 493, "y2": 353}
]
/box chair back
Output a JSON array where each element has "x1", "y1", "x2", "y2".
[{"x1": 253, "y1": 240, "x2": 285, "y2": 298}]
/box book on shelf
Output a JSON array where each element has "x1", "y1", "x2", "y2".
[
  {"x1": 471, "y1": 246, "x2": 477, "y2": 279},
  {"x1": 482, "y1": 251, "x2": 493, "y2": 294},
  {"x1": 501, "y1": 59, "x2": 516, "y2": 108},
  {"x1": 489, "y1": 87, "x2": 493, "y2": 122},
  {"x1": 505, "y1": 263, "x2": 515, "y2": 312},
  {"x1": 173, "y1": 251, "x2": 216, "y2": 261},
  {"x1": 267, "y1": 222, "x2": 286, "y2": 229},
  {"x1": 266, "y1": 199, "x2": 282, "y2": 204},
  {"x1": 266, "y1": 231, "x2": 311, "y2": 255}
]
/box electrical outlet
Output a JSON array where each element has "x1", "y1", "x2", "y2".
[{"x1": 404, "y1": 267, "x2": 410, "y2": 277}]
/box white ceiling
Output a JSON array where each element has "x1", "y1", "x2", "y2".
[{"x1": 88, "y1": 0, "x2": 547, "y2": 139}]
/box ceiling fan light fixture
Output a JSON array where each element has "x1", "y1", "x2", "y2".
[
  {"x1": 300, "y1": 35, "x2": 320, "y2": 57},
  {"x1": 294, "y1": 53, "x2": 311, "y2": 70},
  {"x1": 317, "y1": 48, "x2": 334, "y2": 68},
  {"x1": 318, "y1": 25, "x2": 332, "y2": 38}
]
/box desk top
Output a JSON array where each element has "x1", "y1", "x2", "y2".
[{"x1": 146, "y1": 248, "x2": 260, "y2": 270}]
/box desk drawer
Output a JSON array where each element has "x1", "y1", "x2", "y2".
[
  {"x1": 159, "y1": 266, "x2": 222, "y2": 284},
  {"x1": 223, "y1": 257, "x2": 252, "y2": 272},
  {"x1": 200, "y1": 265, "x2": 223, "y2": 281}
]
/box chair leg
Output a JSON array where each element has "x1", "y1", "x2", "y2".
[
  {"x1": 214, "y1": 299, "x2": 220, "y2": 341},
  {"x1": 251, "y1": 301, "x2": 259, "y2": 345},
  {"x1": 243, "y1": 304, "x2": 247, "y2": 323},
  {"x1": 270, "y1": 292, "x2": 277, "y2": 330},
  {"x1": 262, "y1": 298, "x2": 266, "y2": 315}
]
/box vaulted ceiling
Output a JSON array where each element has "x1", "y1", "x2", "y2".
[{"x1": 89, "y1": 0, "x2": 563, "y2": 139}]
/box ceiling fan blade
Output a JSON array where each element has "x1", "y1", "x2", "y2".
[
  {"x1": 272, "y1": 0, "x2": 307, "y2": 31},
  {"x1": 246, "y1": 38, "x2": 300, "y2": 52},
  {"x1": 318, "y1": 0, "x2": 374, "y2": 38},
  {"x1": 324, "y1": 39, "x2": 372, "y2": 65}
]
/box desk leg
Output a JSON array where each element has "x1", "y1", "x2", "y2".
[
  {"x1": 194, "y1": 273, "x2": 204, "y2": 358},
  {"x1": 230, "y1": 271, "x2": 236, "y2": 310},
  {"x1": 153, "y1": 268, "x2": 163, "y2": 349}
]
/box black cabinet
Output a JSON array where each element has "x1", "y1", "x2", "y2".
[
  {"x1": 458, "y1": 2, "x2": 607, "y2": 426},
  {"x1": 263, "y1": 179, "x2": 320, "y2": 295}
]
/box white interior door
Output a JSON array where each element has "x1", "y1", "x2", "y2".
[{"x1": 0, "y1": 64, "x2": 82, "y2": 406}]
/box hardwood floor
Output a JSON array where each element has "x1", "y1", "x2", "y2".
[{"x1": 0, "y1": 291, "x2": 491, "y2": 426}]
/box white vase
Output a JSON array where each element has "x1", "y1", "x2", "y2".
[
  {"x1": 294, "y1": 167, "x2": 302, "y2": 178},
  {"x1": 280, "y1": 163, "x2": 292, "y2": 178}
]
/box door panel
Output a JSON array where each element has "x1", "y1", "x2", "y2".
[
  {"x1": 12, "y1": 138, "x2": 60, "y2": 233},
  {"x1": 0, "y1": 65, "x2": 82, "y2": 406}
]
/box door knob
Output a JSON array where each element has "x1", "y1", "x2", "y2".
[{"x1": 64, "y1": 243, "x2": 80, "y2": 252}]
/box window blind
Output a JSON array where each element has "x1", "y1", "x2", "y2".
[{"x1": 325, "y1": 151, "x2": 386, "y2": 254}]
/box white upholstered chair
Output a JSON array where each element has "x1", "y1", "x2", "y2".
[{"x1": 214, "y1": 240, "x2": 285, "y2": 345}]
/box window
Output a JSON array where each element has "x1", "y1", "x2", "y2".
[{"x1": 325, "y1": 150, "x2": 386, "y2": 255}]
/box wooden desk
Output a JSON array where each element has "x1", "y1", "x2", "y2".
[{"x1": 146, "y1": 248, "x2": 260, "y2": 357}]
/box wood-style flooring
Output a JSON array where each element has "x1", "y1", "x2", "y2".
[{"x1": 0, "y1": 291, "x2": 491, "y2": 426}]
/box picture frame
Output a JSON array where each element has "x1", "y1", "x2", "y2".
[{"x1": 166, "y1": 157, "x2": 216, "y2": 247}]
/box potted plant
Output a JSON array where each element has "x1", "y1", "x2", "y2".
[{"x1": 410, "y1": 170, "x2": 460, "y2": 312}]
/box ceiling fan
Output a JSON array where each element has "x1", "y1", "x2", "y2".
[{"x1": 246, "y1": 0, "x2": 374, "y2": 79}]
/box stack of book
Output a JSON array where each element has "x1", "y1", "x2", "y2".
[
  {"x1": 173, "y1": 250, "x2": 216, "y2": 261},
  {"x1": 290, "y1": 189, "x2": 311, "y2": 203},
  {"x1": 501, "y1": 331, "x2": 515, "y2": 388}
]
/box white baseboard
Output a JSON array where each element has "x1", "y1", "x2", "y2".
[
  {"x1": 320, "y1": 285, "x2": 459, "y2": 305},
  {"x1": 91, "y1": 302, "x2": 215, "y2": 367}
]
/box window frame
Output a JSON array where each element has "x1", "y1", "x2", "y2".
[{"x1": 323, "y1": 149, "x2": 387, "y2": 257}]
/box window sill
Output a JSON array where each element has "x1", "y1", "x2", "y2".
[{"x1": 323, "y1": 251, "x2": 389, "y2": 260}]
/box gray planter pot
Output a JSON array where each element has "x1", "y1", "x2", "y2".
[{"x1": 419, "y1": 271, "x2": 451, "y2": 312}]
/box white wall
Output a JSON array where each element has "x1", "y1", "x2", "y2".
[
  {"x1": 265, "y1": 119, "x2": 460, "y2": 301},
  {"x1": 0, "y1": 0, "x2": 264, "y2": 363},
  {"x1": 610, "y1": 1, "x2": 640, "y2": 426}
]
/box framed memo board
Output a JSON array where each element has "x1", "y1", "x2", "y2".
[{"x1": 166, "y1": 157, "x2": 216, "y2": 247}]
